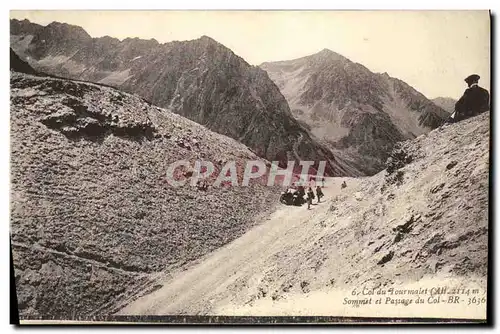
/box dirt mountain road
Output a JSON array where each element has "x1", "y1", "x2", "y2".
[
  {"x1": 117, "y1": 113, "x2": 488, "y2": 320},
  {"x1": 117, "y1": 178, "x2": 360, "y2": 315}
]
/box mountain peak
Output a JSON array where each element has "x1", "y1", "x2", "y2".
[
  {"x1": 260, "y1": 47, "x2": 450, "y2": 174},
  {"x1": 198, "y1": 35, "x2": 218, "y2": 43},
  {"x1": 319, "y1": 48, "x2": 334, "y2": 54},
  {"x1": 45, "y1": 21, "x2": 92, "y2": 40},
  {"x1": 308, "y1": 48, "x2": 348, "y2": 64},
  {"x1": 190, "y1": 35, "x2": 223, "y2": 48},
  {"x1": 313, "y1": 48, "x2": 340, "y2": 57}
]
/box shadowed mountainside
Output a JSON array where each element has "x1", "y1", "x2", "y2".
[
  {"x1": 10, "y1": 19, "x2": 362, "y2": 176},
  {"x1": 260, "y1": 50, "x2": 449, "y2": 175},
  {"x1": 10, "y1": 47, "x2": 37, "y2": 75},
  {"x1": 10, "y1": 70, "x2": 285, "y2": 319},
  {"x1": 432, "y1": 97, "x2": 457, "y2": 114}
]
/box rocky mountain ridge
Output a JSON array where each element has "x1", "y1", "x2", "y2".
[
  {"x1": 432, "y1": 97, "x2": 457, "y2": 114},
  {"x1": 10, "y1": 68, "x2": 285, "y2": 319},
  {"x1": 260, "y1": 49, "x2": 450, "y2": 175},
  {"x1": 10, "y1": 19, "x2": 361, "y2": 176}
]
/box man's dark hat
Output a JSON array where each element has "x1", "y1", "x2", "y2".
[{"x1": 465, "y1": 74, "x2": 480, "y2": 83}]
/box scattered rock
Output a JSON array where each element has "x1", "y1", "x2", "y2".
[
  {"x1": 386, "y1": 145, "x2": 413, "y2": 175},
  {"x1": 257, "y1": 286, "x2": 268, "y2": 298},
  {"x1": 430, "y1": 183, "x2": 445, "y2": 194},
  {"x1": 373, "y1": 243, "x2": 386, "y2": 254},
  {"x1": 392, "y1": 214, "x2": 421, "y2": 234},
  {"x1": 300, "y1": 281, "x2": 310, "y2": 293},
  {"x1": 141, "y1": 284, "x2": 163, "y2": 297},
  {"x1": 446, "y1": 161, "x2": 458, "y2": 170},
  {"x1": 393, "y1": 233, "x2": 403, "y2": 243},
  {"x1": 377, "y1": 251, "x2": 394, "y2": 265},
  {"x1": 400, "y1": 250, "x2": 412, "y2": 257},
  {"x1": 281, "y1": 282, "x2": 293, "y2": 293}
]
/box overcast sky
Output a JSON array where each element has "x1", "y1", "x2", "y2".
[{"x1": 10, "y1": 10, "x2": 490, "y2": 99}]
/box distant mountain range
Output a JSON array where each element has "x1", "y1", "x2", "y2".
[
  {"x1": 11, "y1": 18, "x2": 449, "y2": 176},
  {"x1": 432, "y1": 97, "x2": 457, "y2": 114},
  {"x1": 10, "y1": 18, "x2": 362, "y2": 176},
  {"x1": 260, "y1": 50, "x2": 449, "y2": 174}
]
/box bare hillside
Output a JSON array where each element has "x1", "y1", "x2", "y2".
[
  {"x1": 260, "y1": 50, "x2": 449, "y2": 175},
  {"x1": 10, "y1": 71, "x2": 281, "y2": 319},
  {"x1": 119, "y1": 112, "x2": 489, "y2": 318}
]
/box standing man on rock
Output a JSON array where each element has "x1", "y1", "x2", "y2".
[
  {"x1": 307, "y1": 187, "x2": 315, "y2": 210},
  {"x1": 452, "y1": 74, "x2": 490, "y2": 123},
  {"x1": 316, "y1": 185, "x2": 324, "y2": 203}
]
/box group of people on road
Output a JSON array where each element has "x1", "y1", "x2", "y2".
[
  {"x1": 280, "y1": 178, "x2": 350, "y2": 210},
  {"x1": 306, "y1": 185, "x2": 324, "y2": 210},
  {"x1": 280, "y1": 183, "x2": 326, "y2": 210}
]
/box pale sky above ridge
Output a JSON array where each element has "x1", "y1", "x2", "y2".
[{"x1": 10, "y1": 10, "x2": 490, "y2": 99}]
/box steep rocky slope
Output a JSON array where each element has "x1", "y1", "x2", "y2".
[
  {"x1": 260, "y1": 50, "x2": 449, "y2": 175},
  {"x1": 120, "y1": 112, "x2": 488, "y2": 319},
  {"x1": 10, "y1": 71, "x2": 284, "y2": 319},
  {"x1": 10, "y1": 19, "x2": 361, "y2": 176},
  {"x1": 10, "y1": 47, "x2": 38, "y2": 75},
  {"x1": 432, "y1": 97, "x2": 457, "y2": 114}
]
